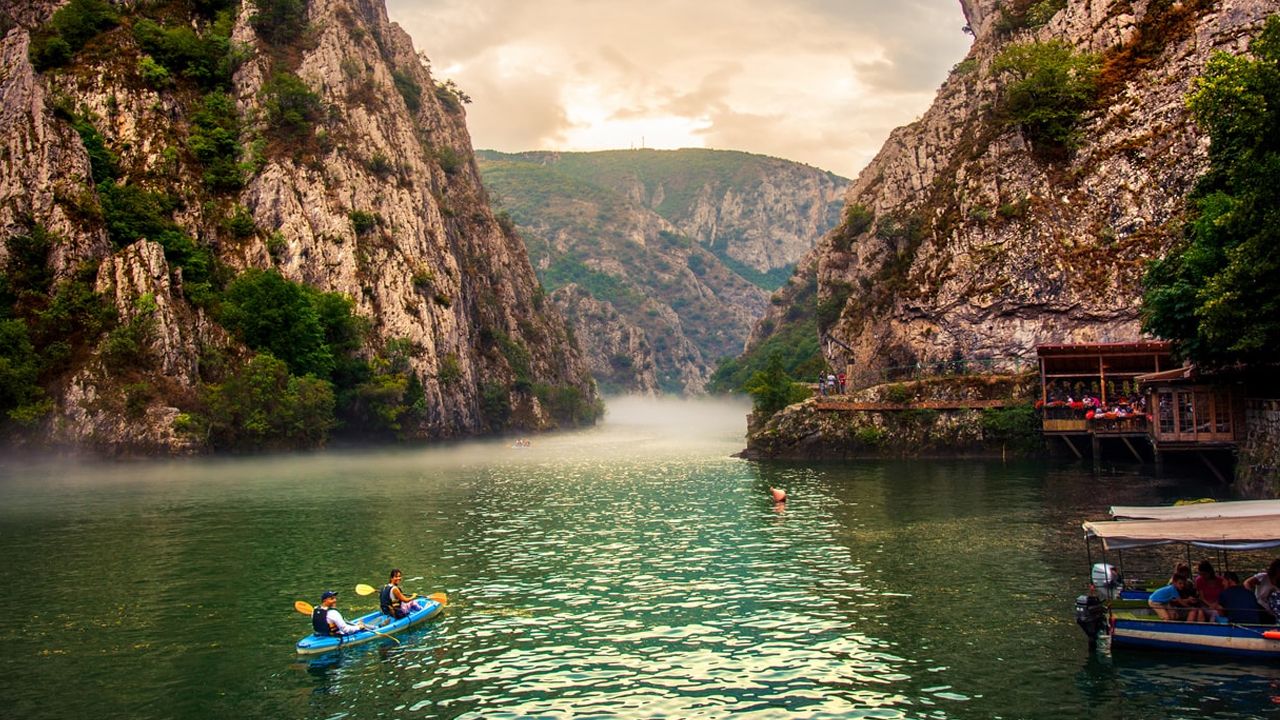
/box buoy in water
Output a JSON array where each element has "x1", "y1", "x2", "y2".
[{"x1": 769, "y1": 487, "x2": 787, "y2": 503}]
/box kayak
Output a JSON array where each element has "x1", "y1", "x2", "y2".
[{"x1": 296, "y1": 597, "x2": 444, "y2": 655}]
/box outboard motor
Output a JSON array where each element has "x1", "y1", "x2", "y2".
[{"x1": 1075, "y1": 592, "x2": 1107, "y2": 649}]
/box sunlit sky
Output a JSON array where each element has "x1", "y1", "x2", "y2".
[{"x1": 384, "y1": 0, "x2": 974, "y2": 179}]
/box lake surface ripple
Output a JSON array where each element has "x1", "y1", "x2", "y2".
[{"x1": 0, "y1": 397, "x2": 1276, "y2": 719}]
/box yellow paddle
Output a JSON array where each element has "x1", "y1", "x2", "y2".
[
  {"x1": 292, "y1": 599, "x2": 400, "y2": 644},
  {"x1": 355, "y1": 583, "x2": 448, "y2": 606}
]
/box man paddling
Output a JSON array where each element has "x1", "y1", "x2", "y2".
[
  {"x1": 312, "y1": 590, "x2": 363, "y2": 636},
  {"x1": 380, "y1": 569, "x2": 425, "y2": 619}
]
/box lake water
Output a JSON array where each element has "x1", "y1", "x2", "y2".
[{"x1": 0, "y1": 396, "x2": 1276, "y2": 719}]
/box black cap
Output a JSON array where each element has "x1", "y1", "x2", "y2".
[{"x1": 321, "y1": 590, "x2": 338, "y2": 600}]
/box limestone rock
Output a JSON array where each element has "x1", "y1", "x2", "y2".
[
  {"x1": 550, "y1": 284, "x2": 659, "y2": 396},
  {"x1": 0, "y1": 0, "x2": 597, "y2": 452},
  {"x1": 812, "y1": 0, "x2": 1276, "y2": 388}
]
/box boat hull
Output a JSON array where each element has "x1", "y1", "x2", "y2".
[
  {"x1": 1111, "y1": 615, "x2": 1280, "y2": 660},
  {"x1": 296, "y1": 598, "x2": 444, "y2": 655}
]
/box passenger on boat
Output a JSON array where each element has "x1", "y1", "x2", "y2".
[
  {"x1": 1219, "y1": 571, "x2": 1270, "y2": 624},
  {"x1": 1194, "y1": 559, "x2": 1226, "y2": 611},
  {"x1": 380, "y1": 569, "x2": 424, "y2": 619},
  {"x1": 1148, "y1": 577, "x2": 1207, "y2": 622},
  {"x1": 1243, "y1": 558, "x2": 1280, "y2": 621},
  {"x1": 312, "y1": 590, "x2": 362, "y2": 636}
]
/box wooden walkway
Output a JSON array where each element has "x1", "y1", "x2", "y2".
[{"x1": 813, "y1": 399, "x2": 1012, "y2": 411}]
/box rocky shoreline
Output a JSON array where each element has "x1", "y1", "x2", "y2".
[{"x1": 741, "y1": 374, "x2": 1041, "y2": 460}]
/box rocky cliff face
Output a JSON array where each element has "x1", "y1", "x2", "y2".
[
  {"x1": 549, "y1": 284, "x2": 660, "y2": 395},
  {"x1": 810, "y1": 0, "x2": 1275, "y2": 388},
  {"x1": 0, "y1": 0, "x2": 598, "y2": 452},
  {"x1": 478, "y1": 149, "x2": 846, "y2": 395}
]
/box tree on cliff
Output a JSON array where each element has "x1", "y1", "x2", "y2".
[
  {"x1": 745, "y1": 353, "x2": 809, "y2": 417},
  {"x1": 992, "y1": 39, "x2": 1100, "y2": 152},
  {"x1": 1142, "y1": 16, "x2": 1280, "y2": 366}
]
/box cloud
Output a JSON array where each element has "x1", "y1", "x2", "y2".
[{"x1": 385, "y1": 0, "x2": 972, "y2": 179}]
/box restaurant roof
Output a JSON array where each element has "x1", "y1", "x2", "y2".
[{"x1": 1036, "y1": 341, "x2": 1171, "y2": 357}]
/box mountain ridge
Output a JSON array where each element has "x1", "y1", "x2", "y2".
[{"x1": 477, "y1": 147, "x2": 847, "y2": 394}]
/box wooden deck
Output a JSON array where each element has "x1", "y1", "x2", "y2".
[{"x1": 813, "y1": 399, "x2": 1011, "y2": 411}]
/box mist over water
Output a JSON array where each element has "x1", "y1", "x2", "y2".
[{"x1": 1, "y1": 396, "x2": 1276, "y2": 719}]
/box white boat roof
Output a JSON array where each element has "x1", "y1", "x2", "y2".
[
  {"x1": 1110, "y1": 499, "x2": 1280, "y2": 520},
  {"x1": 1083, "y1": 515, "x2": 1280, "y2": 551}
]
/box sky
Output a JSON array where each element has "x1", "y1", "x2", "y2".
[{"x1": 384, "y1": 0, "x2": 974, "y2": 180}]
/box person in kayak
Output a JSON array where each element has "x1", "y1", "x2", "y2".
[
  {"x1": 380, "y1": 569, "x2": 425, "y2": 619},
  {"x1": 312, "y1": 590, "x2": 363, "y2": 636}
]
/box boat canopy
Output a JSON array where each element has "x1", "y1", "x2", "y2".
[
  {"x1": 1109, "y1": 499, "x2": 1280, "y2": 521},
  {"x1": 1083, "y1": 515, "x2": 1280, "y2": 551}
]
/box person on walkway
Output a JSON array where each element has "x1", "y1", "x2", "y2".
[
  {"x1": 380, "y1": 569, "x2": 424, "y2": 619},
  {"x1": 1243, "y1": 558, "x2": 1280, "y2": 621},
  {"x1": 312, "y1": 590, "x2": 363, "y2": 636},
  {"x1": 837, "y1": 372, "x2": 846, "y2": 394}
]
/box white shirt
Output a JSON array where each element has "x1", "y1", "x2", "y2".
[
  {"x1": 1251, "y1": 572, "x2": 1276, "y2": 606},
  {"x1": 325, "y1": 608, "x2": 363, "y2": 635}
]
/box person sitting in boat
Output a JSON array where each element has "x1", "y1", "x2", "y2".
[
  {"x1": 1194, "y1": 558, "x2": 1226, "y2": 613},
  {"x1": 312, "y1": 590, "x2": 362, "y2": 636},
  {"x1": 1219, "y1": 571, "x2": 1270, "y2": 624},
  {"x1": 1148, "y1": 577, "x2": 1207, "y2": 622},
  {"x1": 1243, "y1": 558, "x2": 1280, "y2": 622},
  {"x1": 380, "y1": 569, "x2": 425, "y2": 619}
]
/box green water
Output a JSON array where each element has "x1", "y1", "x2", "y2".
[{"x1": 0, "y1": 397, "x2": 1276, "y2": 719}]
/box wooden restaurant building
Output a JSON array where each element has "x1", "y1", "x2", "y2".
[{"x1": 1035, "y1": 342, "x2": 1243, "y2": 478}]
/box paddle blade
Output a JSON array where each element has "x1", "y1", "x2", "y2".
[
  {"x1": 428, "y1": 592, "x2": 448, "y2": 606},
  {"x1": 294, "y1": 600, "x2": 314, "y2": 615},
  {"x1": 355, "y1": 583, "x2": 377, "y2": 596}
]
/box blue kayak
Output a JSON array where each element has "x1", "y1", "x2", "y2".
[{"x1": 296, "y1": 597, "x2": 444, "y2": 655}]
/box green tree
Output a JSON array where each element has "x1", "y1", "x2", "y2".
[
  {"x1": 0, "y1": 319, "x2": 48, "y2": 424},
  {"x1": 249, "y1": 0, "x2": 308, "y2": 45},
  {"x1": 1142, "y1": 16, "x2": 1280, "y2": 365},
  {"x1": 263, "y1": 71, "x2": 323, "y2": 142},
  {"x1": 29, "y1": 0, "x2": 118, "y2": 71},
  {"x1": 218, "y1": 269, "x2": 333, "y2": 378},
  {"x1": 132, "y1": 16, "x2": 233, "y2": 89},
  {"x1": 992, "y1": 40, "x2": 1100, "y2": 150},
  {"x1": 200, "y1": 353, "x2": 335, "y2": 449},
  {"x1": 744, "y1": 352, "x2": 808, "y2": 417},
  {"x1": 188, "y1": 92, "x2": 244, "y2": 190}
]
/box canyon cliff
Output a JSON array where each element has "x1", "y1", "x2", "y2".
[
  {"x1": 0, "y1": 0, "x2": 598, "y2": 452},
  {"x1": 478, "y1": 149, "x2": 847, "y2": 395},
  {"x1": 755, "y1": 0, "x2": 1276, "y2": 388}
]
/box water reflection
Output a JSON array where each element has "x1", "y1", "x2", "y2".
[{"x1": 0, "y1": 396, "x2": 1271, "y2": 719}]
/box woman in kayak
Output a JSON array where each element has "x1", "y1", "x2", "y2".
[{"x1": 380, "y1": 569, "x2": 425, "y2": 619}]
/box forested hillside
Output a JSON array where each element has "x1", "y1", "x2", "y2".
[{"x1": 477, "y1": 148, "x2": 845, "y2": 394}]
